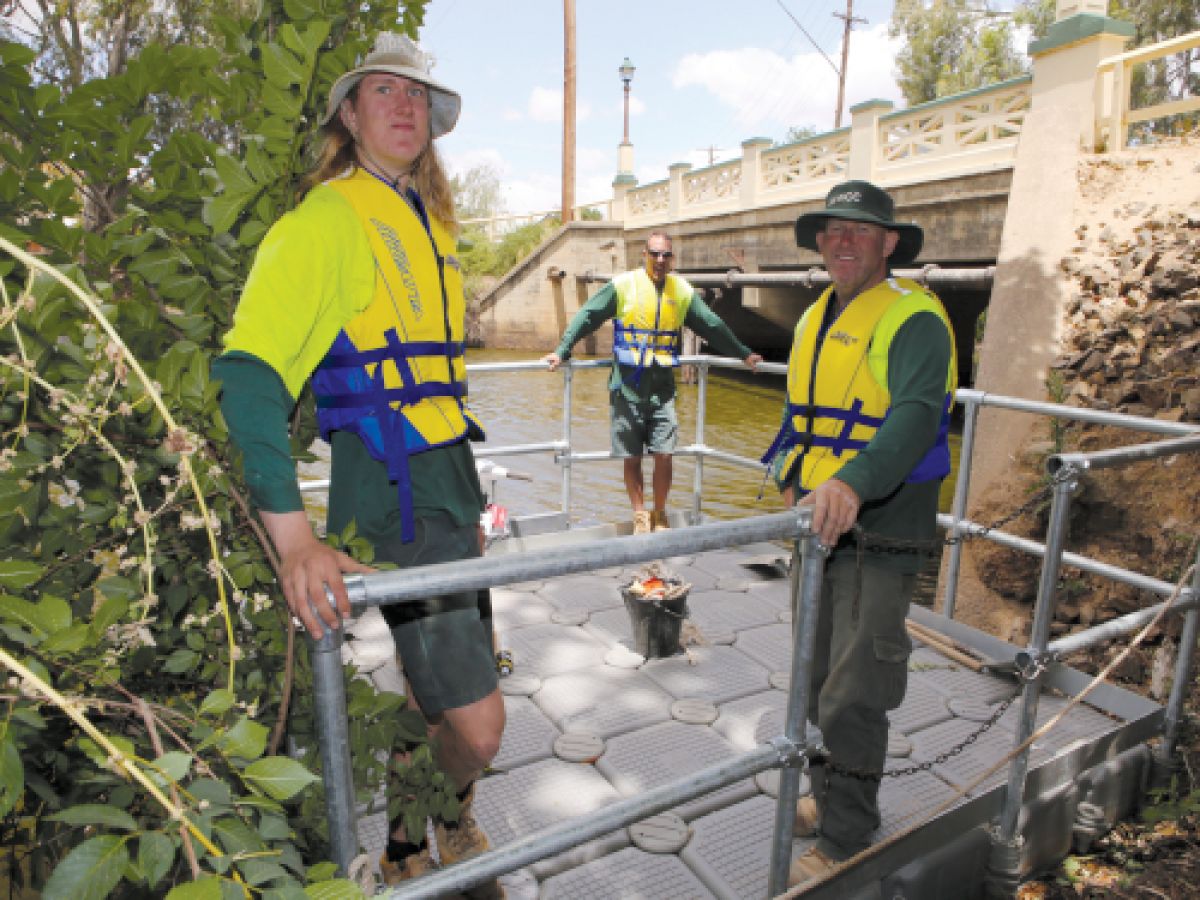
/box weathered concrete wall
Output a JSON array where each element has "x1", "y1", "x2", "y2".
[{"x1": 477, "y1": 222, "x2": 624, "y2": 352}]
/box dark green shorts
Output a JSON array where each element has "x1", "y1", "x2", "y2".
[
  {"x1": 611, "y1": 393, "x2": 678, "y2": 457},
  {"x1": 374, "y1": 511, "x2": 497, "y2": 717}
]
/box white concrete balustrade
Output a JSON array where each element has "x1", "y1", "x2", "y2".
[
  {"x1": 618, "y1": 77, "x2": 1033, "y2": 229},
  {"x1": 612, "y1": 22, "x2": 1198, "y2": 229}
]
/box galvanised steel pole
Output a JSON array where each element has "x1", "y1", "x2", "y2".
[
  {"x1": 987, "y1": 466, "x2": 1079, "y2": 895},
  {"x1": 767, "y1": 508, "x2": 825, "y2": 896},
  {"x1": 692, "y1": 361, "x2": 709, "y2": 524},
  {"x1": 561, "y1": 363, "x2": 574, "y2": 519},
  {"x1": 942, "y1": 394, "x2": 981, "y2": 620},
  {"x1": 309, "y1": 623, "x2": 357, "y2": 875},
  {"x1": 1158, "y1": 541, "x2": 1200, "y2": 767}
]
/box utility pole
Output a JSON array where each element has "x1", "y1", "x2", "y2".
[
  {"x1": 832, "y1": 0, "x2": 867, "y2": 129},
  {"x1": 696, "y1": 145, "x2": 723, "y2": 166},
  {"x1": 561, "y1": 0, "x2": 577, "y2": 224}
]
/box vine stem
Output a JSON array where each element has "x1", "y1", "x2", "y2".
[
  {"x1": 0, "y1": 646, "x2": 222, "y2": 860},
  {"x1": 0, "y1": 234, "x2": 237, "y2": 689}
]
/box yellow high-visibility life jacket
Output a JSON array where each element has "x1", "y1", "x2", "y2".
[
  {"x1": 312, "y1": 170, "x2": 483, "y2": 541},
  {"x1": 612, "y1": 269, "x2": 693, "y2": 378},
  {"x1": 762, "y1": 277, "x2": 956, "y2": 493}
]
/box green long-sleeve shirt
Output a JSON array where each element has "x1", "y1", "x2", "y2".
[
  {"x1": 554, "y1": 280, "x2": 753, "y2": 405},
  {"x1": 783, "y1": 308, "x2": 953, "y2": 574}
]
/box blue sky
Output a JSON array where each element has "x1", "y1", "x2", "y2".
[{"x1": 419, "y1": 0, "x2": 911, "y2": 215}]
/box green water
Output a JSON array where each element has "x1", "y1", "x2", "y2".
[{"x1": 466, "y1": 348, "x2": 789, "y2": 527}]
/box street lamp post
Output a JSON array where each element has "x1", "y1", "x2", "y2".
[{"x1": 618, "y1": 57, "x2": 636, "y2": 179}]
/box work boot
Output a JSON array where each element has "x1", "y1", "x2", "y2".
[
  {"x1": 787, "y1": 846, "x2": 840, "y2": 889},
  {"x1": 378, "y1": 844, "x2": 436, "y2": 886},
  {"x1": 632, "y1": 510, "x2": 652, "y2": 534},
  {"x1": 435, "y1": 785, "x2": 506, "y2": 899},
  {"x1": 793, "y1": 794, "x2": 820, "y2": 837},
  {"x1": 650, "y1": 509, "x2": 670, "y2": 531}
]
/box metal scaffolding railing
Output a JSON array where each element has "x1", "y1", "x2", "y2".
[
  {"x1": 555, "y1": 265, "x2": 996, "y2": 292},
  {"x1": 297, "y1": 357, "x2": 1200, "y2": 898}
]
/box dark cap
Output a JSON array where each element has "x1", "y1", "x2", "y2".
[{"x1": 794, "y1": 180, "x2": 923, "y2": 266}]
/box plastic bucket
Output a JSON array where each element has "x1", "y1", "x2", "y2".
[{"x1": 622, "y1": 588, "x2": 689, "y2": 659}]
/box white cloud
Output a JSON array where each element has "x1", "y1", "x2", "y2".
[
  {"x1": 446, "y1": 147, "x2": 511, "y2": 180},
  {"x1": 528, "y1": 86, "x2": 593, "y2": 124},
  {"x1": 672, "y1": 24, "x2": 903, "y2": 135}
]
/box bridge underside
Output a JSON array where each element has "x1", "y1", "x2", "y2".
[{"x1": 477, "y1": 170, "x2": 1009, "y2": 385}]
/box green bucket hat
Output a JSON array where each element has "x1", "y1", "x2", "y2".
[
  {"x1": 794, "y1": 180, "x2": 924, "y2": 266},
  {"x1": 321, "y1": 33, "x2": 460, "y2": 139}
]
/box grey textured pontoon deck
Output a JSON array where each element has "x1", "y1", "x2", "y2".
[{"x1": 353, "y1": 526, "x2": 1162, "y2": 899}]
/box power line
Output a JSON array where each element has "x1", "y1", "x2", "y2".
[{"x1": 773, "y1": 0, "x2": 840, "y2": 78}]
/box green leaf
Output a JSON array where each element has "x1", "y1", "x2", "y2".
[
  {"x1": 162, "y1": 648, "x2": 200, "y2": 674},
  {"x1": 0, "y1": 560, "x2": 44, "y2": 590},
  {"x1": 151, "y1": 751, "x2": 193, "y2": 785},
  {"x1": 49, "y1": 803, "x2": 138, "y2": 831},
  {"x1": 257, "y1": 810, "x2": 290, "y2": 841},
  {"x1": 213, "y1": 815, "x2": 266, "y2": 855},
  {"x1": 128, "y1": 249, "x2": 180, "y2": 285},
  {"x1": 42, "y1": 834, "x2": 130, "y2": 900},
  {"x1": 262, "y1": 44, "x2": 305, "y2": 88},
  {"x1": 96, "y1": 575, "x2": 140, "y2": 602},
  {"x1": 91, "y1": 595, "x2": 129, "y2": 633},
  {"x1": 40, "y1": 623, "x2": 92, "y2": 654},
  {"x1": 0, "y1": 735, "x2": 23, "y2": 819},
  {"x1": 304, "y1": 879, "x2": 366, "y2": 899},
  {"x1": 137, "y1": 831, "x2": 175, "y2": 888},
  {"x1": 242, "y1": 757, "x2": 319, "y2": 801},
  {"x1": 200, "y1": 689, "x2": 236, "y2": 717},
  {"x1": 0, "y1": 593, "x2": 71, "y2": 636},
  {"x1": 165, "y1": 876, "x2": 224, "y2": 899},
  {"x1": 204, "y1": 193, "x2": 253, "y2": 236},
  {"x1": 218, "y1": 716, "x2": 268, "y2": 760},
  {"x1": 213, "y1": 153, "x2": 256, "y2": 197},
  {"x1": 239, "y1": 857, "x2": 290, "y2": 886}
]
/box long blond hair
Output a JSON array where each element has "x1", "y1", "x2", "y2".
[{"x1": 301, "y1": 86, "x2": 458, "y2": 233}]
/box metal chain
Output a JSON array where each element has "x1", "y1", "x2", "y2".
[
  {"x1": 816, "y1": 685, "x2": 1022, "y2": 782},
  {"x1": 852, "y1": 466, "x2": 1077, "y2": 558}
]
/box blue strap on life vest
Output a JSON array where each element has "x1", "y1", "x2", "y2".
[
  {"x1": 315, "y1": 329, "x2": 469, "y2": 543},
  {"x1": 613, "y1": 321, "x2": 680, "y2": 386},
  {"x1": 760, "y1": 400, "x2": 886, "y2": 465}
]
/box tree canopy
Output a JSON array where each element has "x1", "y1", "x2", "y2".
[{"x1": 0, "y1": 2, "x2": 466, "y2": 897}]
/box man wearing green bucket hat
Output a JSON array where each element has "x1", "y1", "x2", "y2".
[{"x1": 762, "y1": 180, "x2": 957, "y2": 887}]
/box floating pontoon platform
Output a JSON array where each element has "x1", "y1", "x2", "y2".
[{"x1": 351, "y1": 520, "x2": 1162, "y2": 899}]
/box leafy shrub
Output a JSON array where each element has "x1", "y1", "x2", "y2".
[{"x1": 0, "y1": 2, "x2": 453, "y2": 896}]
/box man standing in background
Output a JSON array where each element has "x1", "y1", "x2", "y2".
[{"x1": 543, "y1": 231, "x2": 762, "y2": 533}]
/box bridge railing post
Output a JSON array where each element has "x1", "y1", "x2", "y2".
[
  {"x1": 667, "y1": 162, "x2": 690, "y2": 221},
  {"x1": 738, "y1": 137, "x2": 773, "y2": 210},
  {"x1": 847, "y1": 99, "x2": 893, "y2": 182}
]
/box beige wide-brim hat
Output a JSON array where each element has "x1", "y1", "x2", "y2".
[{"x1": 321, "y1": 33, "x2": 461, "y2": 139}]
